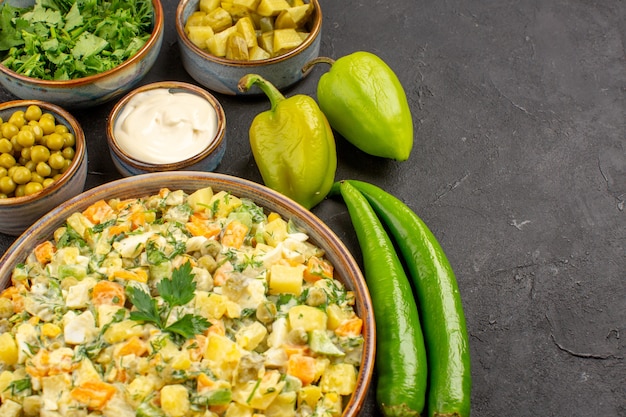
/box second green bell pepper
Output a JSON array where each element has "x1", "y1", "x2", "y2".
[
  {"x1": 303, "y1": 51, "x2": 414, "y2": 161},
  {"x1": 238, "y1": 74, "x2": 337, "y2": 209}
]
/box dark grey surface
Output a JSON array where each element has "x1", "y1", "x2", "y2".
[{"x1": 1, "y1": 0, "x2": 624, "y2": 416}]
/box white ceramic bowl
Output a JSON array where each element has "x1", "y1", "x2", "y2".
[
  {"x1": 0, "y1": 171, "x2": 375, "y2": 416},
  {"x1": 0, "y1": 0, "x2": 164, "y2": 108},
  {"x1": 175, "y1": 0, "x2": 322, "y2": 95},
  {"x1": 0, "y1": 100, "x2": 87, "y2": 236},
  {"x1": 106, "y1": 81, "x2": 227, "y2": 176}
]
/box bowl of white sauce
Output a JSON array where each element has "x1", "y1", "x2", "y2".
[{"x1": 106, "y1": 81, "x2": 226, "y2": 176}]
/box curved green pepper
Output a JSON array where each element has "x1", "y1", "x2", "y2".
[
  {"x1": 238, "y1": 74, "x2": 337, "y2": 209},
  {"x1": 330, "y1": 180, "x2": 427, "y2": 416},
  {"x1": 303, "y1": 51, "x2": 414, "y2": 161},
  {"x1": 346, "y1": 180, "x2": 472, "y2": 417}
]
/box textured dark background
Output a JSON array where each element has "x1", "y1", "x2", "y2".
[{"x1": 1, "y1": 0, "x2": 625, "y2": 415}]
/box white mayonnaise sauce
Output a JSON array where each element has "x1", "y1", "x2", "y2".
[{"x1": 114, "y1": 88, "x2": 218, "y2": 164}]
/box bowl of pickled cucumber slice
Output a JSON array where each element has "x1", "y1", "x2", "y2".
[{"x1": 176, "y1": 0, "x2": 322, "y2": 95}]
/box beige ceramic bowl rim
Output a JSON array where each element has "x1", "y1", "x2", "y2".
[
  {"x1": 0, "y1": 171, "x2": 375, "y2": 416},
  {"x1": 106, "y1": 81, "x2": 226, "y2": 171},
  {"x1": 0, "y1": 99, "x2": 86, "y2": 206},
  {"x1": 0, "y1": 0, "x2": 164, "y2": 87},
  {"x1": 175, "y1": 0, "x2": 322, "y2": 67}
]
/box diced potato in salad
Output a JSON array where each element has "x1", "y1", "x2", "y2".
[{"x1": 0, "y1": 187, "x2": 364, "y2": 417}]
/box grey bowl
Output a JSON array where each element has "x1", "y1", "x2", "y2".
[
  {"x1": 106, "y1": 81, "x2": 227, "y2": 176},
  {"x1": 175, "y1": 0, "x2": 322, "y2": 95},
  {"x1": 0, "y1": 171, "x2": 375, "y2": 415},
  {"x1": 0, "y1": 100, "x2": 88, "y2": 236},
  {"x1": 0, "y1": 0, "x2": 164, "y2": 108}
]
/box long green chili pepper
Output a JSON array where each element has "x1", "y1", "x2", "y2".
[
  {"x1": 331, "y1": 180, "x2": 427, "y2": 417},
  {"x1": 346, "y1": 179, "x2": 472, "y2": 417}
]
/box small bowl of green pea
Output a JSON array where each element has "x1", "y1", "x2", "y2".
[{"x1": 0, "y1": 100, "x2": 87, "y2": 236}]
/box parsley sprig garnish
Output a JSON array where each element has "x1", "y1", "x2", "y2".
[{"x1": 126, "y1": 262, "x2": 210, "y2": 341}]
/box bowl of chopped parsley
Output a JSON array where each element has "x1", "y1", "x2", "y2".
[{"x1": 0, "y1": 0, "x2": 164, "y2": 108}]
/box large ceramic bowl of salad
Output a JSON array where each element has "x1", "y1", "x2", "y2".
[
  {"x1": 0, "y1": 0, "x2": 164, "y2": 108},
  {"x1": 0, "y1": 171, "x2": 375, "y2": 416}
]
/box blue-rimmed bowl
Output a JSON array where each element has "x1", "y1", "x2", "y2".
[
  {"x1": 175, "y1": 0, "x2": 322, "y2": 95},
  {"x1": 0, "y1": 100, "x2": 87, "y2": 236},
  {"x1": 106, "y1": 81, "x2": 227, "y2": 176},
  {"x1": 0, "y1": 0, "x2": 164, "y2": 109}
]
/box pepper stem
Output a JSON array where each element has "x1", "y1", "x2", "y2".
[
  {"x1": 238, "y1": 74, "x2": 285, "y2": 110},
  {"x1": 301, "y1": 56, "x2": 336, "y2": 74}
]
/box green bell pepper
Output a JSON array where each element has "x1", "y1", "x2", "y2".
[
  {"x1": 237, "y1": 74, "x2": 337, "y2": 209},
  {"x1": 303, "y1": 51, "x2": 414, "y2": 161}
]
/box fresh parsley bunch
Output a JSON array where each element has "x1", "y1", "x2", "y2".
[
  {"x1": 0, "y1": 0, "x2": 153, "y2": 80},
  {"x1": 126, "y1": 262, "x2": 210, "y2": 342}
]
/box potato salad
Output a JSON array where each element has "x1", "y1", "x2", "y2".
[{"x1": 0, "y1": 187, "x2": 364, "y2": 417}]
